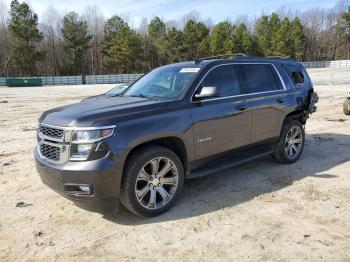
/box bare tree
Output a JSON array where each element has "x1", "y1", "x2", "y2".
[
  {"x1": 83, "y1": 5, "x2": 105, "y2": 75},
  {"x1": 0, "y1": 0, "x2": 11, "y2": 76},
  {"x1": 0, "y1": 0, "x2": 8, "y2": 26},
  {"x1": 299, "y1": 0, "x2": 349, "y2": 61},
  {"x1": 181, "y1": 10, "x2": 201, "y2": 28},
  {"x1": 40, "y1": 4, "x2": 62, "y2": 76}
]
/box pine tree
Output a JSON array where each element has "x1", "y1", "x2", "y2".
[
  {"x1": 61, "y1": 12, "x2": 91, "y2": 75},
  {"x1": 8, "y1": 0, "x2": 44, "y2": 76},
  {"x1": 165, "y1": 27, "x2": 185, "y2": 62},
  {"x1": 103, "y1": 16, "x2": 126, "y2": 55},
  {"x1": 104, "y1": 16, "x2": 126, "y2": 44},
  {"x1": 276, "y1": 17, "x2": 292, "y2": 57},
  {"x1": 235, "y1": 23, "x2": 260, "y2": 56},
  {"x1": 290, "y1": 18, "x2": 305, "y2": 60},
  {"x1": 269, "y1": 13, "x2": 281, "y2": 55},
  {"x1": 341, "y1": 6, "x2": 350, "y2": 37},
  {"x1": 106, "y1": 26, "x2": 142, "y2": 73},
  {"x1": 147, "y1": 17, "x2": 167, "y2": 66},
  {"x1": 102, "y1": 16, "x2": 127, "y2": 72},
  {"x1": 183, "y1": 20, "x2": 209, "y2": 60},
  {"x1": 255, "y1": 15, "x2": 272, "y2": 56},
  {"x1": 148, "y1": 17, "x2": 166, "y2": 39},
  {"x1": 197, "y1": 36, "x2": 211, "y2": 57},
  {"x1": 341, "y1": 6, "x2": 350, "y2": 59},
  {"x1": 210, "y1": 21, "x2": 235, "y2": 55}
]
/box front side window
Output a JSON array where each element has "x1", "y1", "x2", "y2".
[
  {"x1": 238, "y1": 64, "x2": 283, "y2": 94},
  {"x1": 201, "y1": 65, "x2": 240, "y2": 97},
  {"x1": 123, "y1": 66, "x2": 200, "y2": 100}
]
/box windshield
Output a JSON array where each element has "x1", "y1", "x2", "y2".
[
  {"x1": 123, "y1": 66, "x2": 200, "y2": 100},
  {"x1": 106, "y1": 84, "x2": 129, "y2": 96}
]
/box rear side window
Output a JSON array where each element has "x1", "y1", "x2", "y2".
[
  {"x1": 237, "y1": 64, "x2": 283, "y2": 94},
  {"x1": 202, "y1": 65, "x2": 240, "y2": 97},
  {"x1": 283, "y1": 64, "x2": 306, "y2": 87}
]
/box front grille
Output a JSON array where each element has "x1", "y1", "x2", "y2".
[
  {"x1": 40, "y1": 144, "x2": 61, "y2": 161},
  {"x1": 39, "y1": 125, "x2": 64, "y2": 139}
]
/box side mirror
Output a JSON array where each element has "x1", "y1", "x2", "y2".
[{"x1": 194, "y1": 86, "x2": 219, "y2": 101}]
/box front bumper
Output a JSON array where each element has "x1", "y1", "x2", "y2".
[{"x1": 35, "y1": 146, "x2": 121, "y2": 213}]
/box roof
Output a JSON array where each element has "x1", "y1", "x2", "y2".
[
  {"x1": 201, "y1": 56, "x2": 295, "y2": 64},
  {"x1": 157, "y1": 56, "x2": 300, "y2": 71}
]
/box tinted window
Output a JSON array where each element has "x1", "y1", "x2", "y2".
[
  {"x1": 124, "y1": 66, "x2": 199, "y2": 99},
  {"x1": 238, "y1": 64, "x2": 283, "y2": 94},
  {"x1": 202, "y1": 65, "x2": 240, "y2": 97}
]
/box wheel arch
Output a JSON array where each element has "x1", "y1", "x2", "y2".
[
  {"x1": 122, "y1": 136, "x2": 189, "y2": 178},
  {"x1": 284, "y1": 109, "x2": 307, "y2": 125}
]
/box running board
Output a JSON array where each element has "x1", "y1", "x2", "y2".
[{"x1": 188, "y1": 146, "x2": 274, "y2": 179}]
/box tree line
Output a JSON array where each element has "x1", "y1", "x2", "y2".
[{"x1": 0, "y1": 0, "x2": 349, "y2": 77}]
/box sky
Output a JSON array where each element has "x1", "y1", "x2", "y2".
[{"x1": 2, "y1": 0, "x2": 342, "y2": 26}]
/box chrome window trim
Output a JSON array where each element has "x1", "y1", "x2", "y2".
[{"x1": 190, "y1": 62, "x2": 287, "y2": 103}]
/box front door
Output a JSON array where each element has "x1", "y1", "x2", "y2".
[{"x1": 190, "y1": 64, "x2": 251, "y2": 159}]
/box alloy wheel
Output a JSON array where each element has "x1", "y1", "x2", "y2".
[
  {"x1": 284, "y1": 126, "x2": 303, "y2": 160},
  {"x1": 134, "y1": 157, "x2": 179, "y2": 210}
]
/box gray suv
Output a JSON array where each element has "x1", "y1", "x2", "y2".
[{"x1": 35, "y1": 55, "x2": 318, "y2": 217}]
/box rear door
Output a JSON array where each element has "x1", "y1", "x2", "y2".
[
  {"x1": 191, "y1": 64, "x2": 251, "y2": 159},
  {"x1": 236, "y1": 64, "x2": 286, "y2": 143}
]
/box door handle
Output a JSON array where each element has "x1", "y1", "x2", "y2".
[
  {"x1": 276, "y1": 98, "x2": 284, "y2": 104},
  {"x1": 236, "y1": 104, "x2": 248, "y2": 111}
]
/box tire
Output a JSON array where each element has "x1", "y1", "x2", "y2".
[
  {"x1": 120, "y1": 145, "x2": 184, "y2": 217},
  {"x1": 344, "y1": 99, "x2": 350, "y2": 115},
  {"x1": 272, "y1": 120, "x2": 305, "y2": 164}
]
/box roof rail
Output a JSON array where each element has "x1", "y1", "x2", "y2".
[
  {"x1": 265, "y1": 56, "x2": 289, "y2": 59},
  {"x1": 194, "y1": 53, "x2": 248, "y2": 64}
]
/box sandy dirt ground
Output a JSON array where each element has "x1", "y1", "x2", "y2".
[{"x1": 0, "y1": 68, "x2": 349, "y2": 261}]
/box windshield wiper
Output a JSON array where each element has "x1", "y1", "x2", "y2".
[
  {"x1": 128, "y1": 94, "x2": 156, "y2": 100},
  {"x1": 108, "y1": 94, "x2": 124, "y2": 97}
]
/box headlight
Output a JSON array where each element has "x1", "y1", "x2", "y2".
[
  {"x1": 71, "y1": 128, "x2": 114, "y2": 143},
  {"x1": 70, "y1": 127, "x2": 114, "y2": 161}
]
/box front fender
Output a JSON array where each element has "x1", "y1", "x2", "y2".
[{"x1": 110, "y1": 108, "x2": 196, "y2": 166}]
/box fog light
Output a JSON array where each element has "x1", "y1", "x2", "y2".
[
  {"x1": 64, "y1": 184, "x2": 93, "y2": 196},
  {"x1": 70, "y1": 143, "x2": 93, "y2": 160},
  {"x1": 77, "y1": 144, "x2": 92, "y2": 154}
]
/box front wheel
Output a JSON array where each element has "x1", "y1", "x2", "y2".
[
  {"x1": 273, "y1": 120, "x2": 305, "y2": 164},
  {"x1": 120, "y1": 146, "x2": 184, "y2": 217}
]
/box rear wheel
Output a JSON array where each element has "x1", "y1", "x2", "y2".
[
  {"x1": 344, "y1": 99, "x2": 350, "y2": 115},
  {"x1": 120, "y1": 146, "x2": 184, "y2": 217},
  {"x1": 273, "y1": 120, "x2": 305, "y2": 164}
]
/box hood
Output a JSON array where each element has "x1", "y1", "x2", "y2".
[
  {"x1": 81, "y1": 94, "x2": 105, "y2": 102},
  {"x1": 39, "y1": 96, "x2": 169, "y2": 127}
]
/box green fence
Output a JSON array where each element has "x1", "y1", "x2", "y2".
[
  {"x1": 6, "y1": 78, "x2": 42, "y2": 87},
  {"x1": 0, "y1": 74, "x2": 144, "y2": 86}
]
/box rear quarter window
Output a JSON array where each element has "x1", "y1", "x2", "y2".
[{"x1": 282, "y1": 64, "x2": 308, "y2": 87}]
